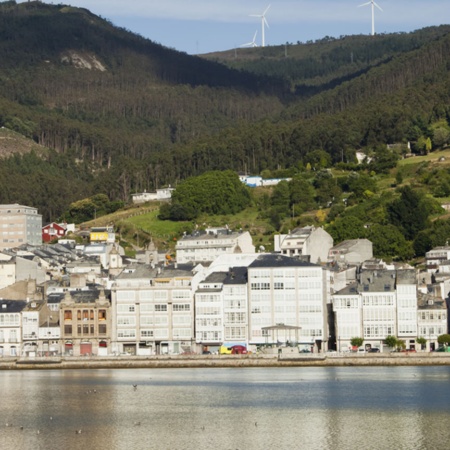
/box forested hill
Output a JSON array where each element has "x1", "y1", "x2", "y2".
[{"x1": 1, "y1": 1, "x2": 450, "y2": 224}]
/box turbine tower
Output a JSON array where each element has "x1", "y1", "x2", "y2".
[
  {"x1": 241, "y1": 31, "x2": 258, "y2": 48},
  {"x1": 358, "y1": 0, "x2": 382, "y2": 36},
  {"x1": 250, "y1": 4, "x2": 270, "y2": 47}
]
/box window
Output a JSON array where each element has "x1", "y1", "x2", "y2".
[
  {"x1": 99, "y1": 310, "x2": 107, "y2": 321},
  {"x1": 83, "y1": 324, "x2": 89, "y2": 335},
  {"x1": 155, "y1": 304, "x2": 167, "y2": 312},
  {"x1": 64, "y1": 325, "x2": 72, "y2": 335},
  {"x1": 99, "y1": 324, "x2": 107, "y2": 335},
  {"x1": 64, "y1": 311, "x2": 72, "y2": 320},
  {"x1": 173, "y1": 304, "x2": 190, "y2": 312}
]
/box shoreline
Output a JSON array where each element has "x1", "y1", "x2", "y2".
[{"x1": 1, "y1": 353, "x2": 450, "y2": 370}]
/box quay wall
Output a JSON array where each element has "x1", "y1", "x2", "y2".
[{"x1": 1, "y1": 353, "x2": 450, "y2": 370}]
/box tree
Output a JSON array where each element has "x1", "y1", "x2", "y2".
[
  {"x1": 367, "y1": 224, "x2": 414, "y2": 260},
  {"x1": 437, "y1": 334, "x2": 450, "y2": 346},
  {"x1": 350, "y1": 337, "x2": 364, "y2": 348},
  {"x1": 384, "y1": 335, "x2": 398, "y2": 348},
  {"x1": 416, "y1": 337, "x2": 427, "y2": 350},
  {"x1": 326, "y1": 216, "x2": 366, "y2": 242},
  {"x1": 386, "y1": 186, "x2": 429, "y2": 240}
]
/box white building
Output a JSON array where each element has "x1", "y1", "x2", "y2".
[
  {"x1": 0, "y1": 300, "x2": 26, "y2": 357},
  {"x1": 112, "y1": 263, "x2": 204, "y2": 355},
  {"x1": 0, "y1": 204, "x2": 42, "y2": 249},
  {"x1": 131, "y1": 188, "x2": 175, "y2": 204},
  {"x1": 195, "y1": 267, "x2": 249, "y2": 349},
  {"x1": 332, "y1": 269, "x2": 418, "y2": 352},
  {"x1": 328, "y1": 239, "x2": 373, "y2": 265},
  {"x1": 176, "y1": 229, "x2": 255, "y2": 264},
  {"x1": 274, "y1": 226, "x2": 333, "y2": 263},
  {"x1": 417, "y1": 293, "x2": 447, "y2": 351},
  {"x1": 425, "y1": 247, "x2": 450, "y2": 273},
  {"x1": 247, "y1": 254, "x2": 328, "y2": 350}
]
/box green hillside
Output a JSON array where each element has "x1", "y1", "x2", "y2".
[{"x1": 1, "y1": 0, "x2": 450, "y2": 241}]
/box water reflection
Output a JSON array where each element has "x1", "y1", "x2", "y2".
[{"x1": 0, "y1": 367, "x2": 450, "y2": 449}]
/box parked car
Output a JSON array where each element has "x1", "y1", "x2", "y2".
[
  {"x1": 357, "y1": 347, "x2": 366, "y2": 353},
  {"x1": 401, "y1": 349, "x2": 417, "y2": 353},
  {"x1": 218, "y1": 346, "x2": 233, "y2": 355},
  {"x1": 434, "y1": 346, "x2": 450, "y2": 352},
  {"x1": 231, "y1": 345, "x2": 248, "y2": 355},
  {"x1": 368, "y1": 348, "x2": 380, "y2": 353}
]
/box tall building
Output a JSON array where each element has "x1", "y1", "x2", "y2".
[
  {"x1": 247, "y1": 254, "x2": 328, "y2": 350},
  {"x1": 0, "y1": 204, "x2": 42, "y2": 249}
]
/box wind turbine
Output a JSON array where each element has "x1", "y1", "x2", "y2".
[
  {"x1": 358, "y1": 0, "x2": 382, "y2": 36},
  {"x1": 250, "y1": 4, "x2": 270, "y2": 47},
  {"x1": 241, "y1": 30, "x2": 258, "y2": 48}
]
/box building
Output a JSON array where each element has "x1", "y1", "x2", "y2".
[
  {"x1": 176, "y1": 228, "x2": 255, "y2": 264},
  {"x1": 0, "y1": 300, "x2": 27, "y2": 357},
  {"x1": 247, "y1": 254, "x2": 328, "y2": 351},
  {"x1": 90, "y1": 227, "x2": 115, "y2": 244},
  {"x1": 417, "y1": 293, "x2": 447, "y2": 351},
  {"x1": 112, "y1": 263, "x2": 204, "y2": 355},
  {"x1": 21, "y1": 300, "x2": 56, "y2": 357},
  {"x1": 274, "y1": 226, "x2": 333, "y2": 263},
  {"x1": 332, "y1": 269, "x2": 418, "y2": 352},
  {"x1": 328, "y1": 239, "x2": 373, "y2": 265},
  {"x1": 425, "y1": 247, "x2": 450, "y2": 273},
  {"x1": 131, "y1": 187, "x2": 175, "y2": 204},
  {"x1": 59, "y1": 289, "x2": 112, "y2": 356},
  {"x1": 42, "y1": 222, "x2": 67, "y2": 243},
  {"x1": 0, "y1": 204, "x2": 42, "y2": 249}
]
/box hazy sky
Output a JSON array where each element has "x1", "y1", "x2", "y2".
[{"x1": 18, "y1": 1, "x2": 450, "y2": 54}]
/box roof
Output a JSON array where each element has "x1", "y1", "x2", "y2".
[
  {"x1": 417, "y1": 292, "x2": 446, "y2": 310},
  {"x1": 249, "y1": 254, "x2": 317, "y2": 268},
  {"x1": 52, "y1": 290, "x2": 111, "y2": 305},
  {"x1": 0, "y1": 300, "x2": 27, "y2": 313},
  {"x1": 223, "y1": 267, "x2": 248, "y2": 285},
  {"x1": 331, "y1": 239, "x2": 372, "y2": 252}
]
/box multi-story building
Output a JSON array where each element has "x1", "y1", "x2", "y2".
[
  {"x1": 176, "y1": 228, "x2": 255, "y2": 264},
  {"x1": 274, "y1": 226, "x2": 333, "y2": 263},
  {"x1": 417, "y1": 293, "x2": 447, "y2": 351},
  {"x1": 0, "y1": 204, "x2": 42, "y2": 250},
  {"x1": 0, "y1": 300, "x2": 27, "y2": 357},
  {"x1": 332, "y1": 269, "x2": 418, "y2": 351},
  {"x1": 112, "y1": 263, "x2": 204, "y2": 355},
  {"x1": 59, "y1": 289, "x2": 111, "y2": 356},
  {"x1": 247, "y1": 254, "x2": 328, "y2": 350},
  {"x1": 425, "y1": 246, "x2": 450, "y2": 273},
  {"x1": 328, "y1": 239, "x2": 373, "y2": 265},
  {"x1": 21, "y1": 300, "x2": 55, "y2": 357},
  {"x1": 195, "y1": 267, "x2": 249, "y2": 349}
]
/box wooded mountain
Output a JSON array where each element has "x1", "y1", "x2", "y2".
[{"x1": 1, "y1": 0, "x2": 450, "y2": 222}]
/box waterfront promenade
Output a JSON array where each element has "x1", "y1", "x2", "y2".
[{"x1": 1, "y1": 352, "x2": 450, "y2": 370}]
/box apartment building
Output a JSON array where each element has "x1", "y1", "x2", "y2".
[
  {"x1": 195, "y1": 267, "x2": 249, "y2": 348},
  {"x1": 175, "y1": 228, "x2": 255, "y2": 264},
  {"x1": 247, "y1": 254, "x2": 328, "y2": 350},
  {"x1": 0, "y1": 300, "x2": 27, "y2": 356},
  {"x1": 332, "y1": 269, "x2": 419, "y2": 351},
  {"x1": 0, "y1": 204, "x2": 42, "y2": 249},
  {"x1": 112, "y1": 264, "x2": 204, "y2": 355}
]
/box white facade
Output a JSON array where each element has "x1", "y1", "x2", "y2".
[
  {"x1": 274, "y1": 226, "x2": 334, "y2": 263},
  {"x1": 425, "y1": 247, "x2": 450, "y2": 273},
  {"x1": 176, "y1": 230, "x2": 255, "y2": 264},
  {"x1": 113, "y1": 264, "x2": 202, "y2": 355},
  {"x1": 332, "y1": 269, "x2": 419, "y2": 351},
  {"x1": 195, "y1": 268, "x2": 249, "y2": 347},
  {"x1": 248, "y1": 255, "x2": 328, "y2": 347},
  {"x1": 131, "y1": 188, "x2": 174, "y2": 204},
  {"x1": 328, "y1": 239, "x2": 373, "y2": 265},
  {"x1": 0, "y1": 300, "x2": 26, "y2": 357}
]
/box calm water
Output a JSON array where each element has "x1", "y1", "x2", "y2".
[{"x1": 1, "y1": 366, "x2": 450, "y2": 450}]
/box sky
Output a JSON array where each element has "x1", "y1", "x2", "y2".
[{"x1": 18, "y1": 1, "x2": 450, "y2": 54}]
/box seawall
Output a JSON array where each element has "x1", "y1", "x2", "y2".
[{"x1": 1, "y1": 353, "x2": 450, "y2": 370}]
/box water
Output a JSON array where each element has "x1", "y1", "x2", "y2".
[{"x1": 1, "y1": 366, "x2": 450, "y2": 450}]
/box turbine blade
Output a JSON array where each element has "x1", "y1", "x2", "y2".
[
  {"x1": 374, "y1": 2, "x2": 383, "y2": 11},
  {"x1": 264, "y1": 17, "x2": 269, "y2": 28},
  {"x1": 358, "y1": 2, "x2": 371, "y2": 7},
  {"x1": 263, "y1": 4, "x2": 271, "y2": 15}
]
